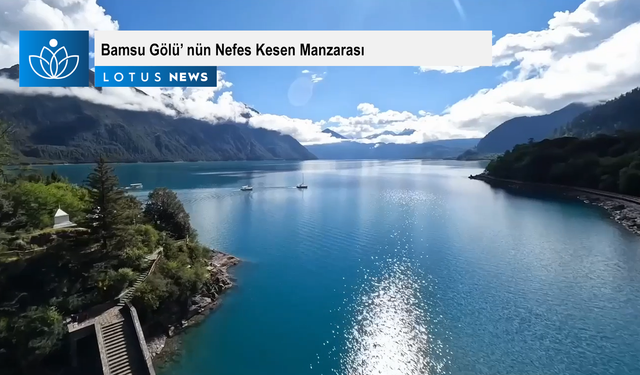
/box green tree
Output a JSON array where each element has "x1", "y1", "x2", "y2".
[
  {"x1": 11, "y1": 306, "x2": 65, "y2": 369},
  {"x1": 6, "y1": 181, "x2": 90, "y2": 230},
  {"x1": 143, "y1": 187, "x2": 193, "y2": 240},
  {"x1": 45, "y1": 170, "x2": 65, "y2": 184},
  {"x1": 121, "y1": 194, "x2": 143, "y2": 226},
  {"x1": 85, "y1": 157, "x2": 125, "y2": 249}
]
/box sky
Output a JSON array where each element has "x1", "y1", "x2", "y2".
[{"x1": 0, "y1": 0, "x2": 639, "y2": 145}]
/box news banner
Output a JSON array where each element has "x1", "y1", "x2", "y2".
[{"x1": 18, "y1": 30, "x2": 492, "y2": 88}]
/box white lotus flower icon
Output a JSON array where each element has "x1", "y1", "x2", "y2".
[{"x1": 28, "y1": 39, "x2": 79, "y2": 80}]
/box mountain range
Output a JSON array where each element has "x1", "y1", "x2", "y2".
[
  {"x1": 0, "y1": 65, "x2": 316, "y2": 163},
  {"x1": 458, "y1": 88, "x2": 640, "y2": 160},
  {"x1": 364, "y1": 129, "x2": 416, "y2": 139},
  {"x1": 457, "y1": 103, "x2": 591, "y2": 160},
  {"x1": 2, "y1": 61, "x2": 636, "y2": 164},
  {"x1": 306, "y1": 138, "x2": 480, "y2": 160}
]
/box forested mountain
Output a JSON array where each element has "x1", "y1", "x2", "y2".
[
  {"x1": 554, "y1": 88, "x2": 640, "y2": 138},
  {"x1": 0, "y1": 65, "x2": 316, "y2": 163},
  {"x1": 484, "y1": 88, "x2": 640, "y2": 195}
]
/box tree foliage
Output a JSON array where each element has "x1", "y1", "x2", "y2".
[
  {"x1": 132, "y1": 239, "x2": 210, "y2": 320},
  {"x1": 486, "y1": 132, "x2": 640, "y2": 195},
  {"x1": 143, "y1": 187, "x2": 193, "y2": 240},
  {"x1": 85, "y1": 157, "x2": 125, "y2": 249},
  {"x1": 4, "y1": 181, "x2": 89, "y2": 230},
  {"x1": 6, "y1": 306, "x2": 65, "y2": 366}
]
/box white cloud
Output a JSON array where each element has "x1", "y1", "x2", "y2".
[
  {"x1": 301, "y1": 69, "x2": 326, "y2": 84},
  {"x1": 0, "y1": 0, "x2": 639, "y2": 147},
  {"x1": 420, "y1": 0, "x2": 640, "y2": 75}
]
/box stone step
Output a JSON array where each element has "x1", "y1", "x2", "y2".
[
  {"x1": 108, "y1": 349, "x2": 131, "y2": 364},
  {"x1": 108, "y1": 356, "x2": 132, "y2": 373},
  {"x1": 104, "y1": 337, "x2": 126, "y2": 348},
  {"x1": 105, "y1": 342, "x2": 127, "y2": 356},
  {"x1": 112, "y1": 367, "x2": 134, "y2": 375},
  {"x1": 102, "y1": 321, "x2": 124, "y2": 332},
  {"x1": 104, "y1": 330, "x2": 125, "y2": 342},
  {"x1": 103, "y1": 326, "x2": 124, "y2": 336}
]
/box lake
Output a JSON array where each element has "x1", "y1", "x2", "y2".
[{"x1": 38, "y1": 160, "x2": 640, "y2": 375}]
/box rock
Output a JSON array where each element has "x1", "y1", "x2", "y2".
[
  {"x1": 147, "y1": 335, "x2": 166, "y2": 357},
  {"x1": 191, "y1": 295, "x2": 212, "y2": 308}
]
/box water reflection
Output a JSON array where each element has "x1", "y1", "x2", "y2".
[{"x1": 341, "y1": 258, "x2": 448, "y2": 375}]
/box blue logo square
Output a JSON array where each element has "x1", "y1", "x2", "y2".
[{"x1": 19, "y1": 30, "x2": 89, "y2": 87}]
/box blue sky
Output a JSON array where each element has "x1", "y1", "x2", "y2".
[
  {"x1": 1, "y1": 0, "x2": 639, "y2": 144},
  {"x1": 98, "y1": 0, "x2": 582, "y2": 121}
]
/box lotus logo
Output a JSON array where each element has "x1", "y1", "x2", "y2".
[{"x1": 28, "y1": 38, "x2": 79, "y2": 80}]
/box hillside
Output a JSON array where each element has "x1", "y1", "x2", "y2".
[
  {"x1": 483, "y1": 88, "x2": 640, "y2": 194},
  {"x1": 554, "y1": 88, "x2": 640, "y2": 137},
  {"x1": 0, "y1": 65, "x2": 316, "y2": 163},
  {"x1": 478, "y1": 103, "x2": 590, "y2": 154},
  {"x1": 306, "y1": 138, "x2": 480, "y2": 160}
]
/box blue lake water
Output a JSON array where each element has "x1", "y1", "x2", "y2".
[{"x1": 39, "y1": 160, "x2": 640, "y2": 375}]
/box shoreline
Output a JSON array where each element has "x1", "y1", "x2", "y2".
[
  {"x1": 146, "y1": 249, "x2": 241, "y2": 369},
  {"x1": 8, "y1": 158, "x2": 307, "y2": 167},
  {"x1": 471, "y1": 174, "x2": 640, "y2": 236}
]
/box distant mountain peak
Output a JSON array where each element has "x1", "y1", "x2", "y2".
[
  {"x1": 397, "y1": 129, "x2": 416, "y2": 136},
  {"x1": 322, "y1": 128, "x2": 347, "y2": 139}
]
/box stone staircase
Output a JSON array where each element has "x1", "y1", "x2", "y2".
[
  {"x1": 67, "y1": 248, "x2": 162, "y2": 375},
  {"x1": 99, "y1": 310, "x2": 152, "y2": 375},
  {"x1": 117, "y1": 273, "x2": 147, "y2": 307},
  {"x1": 117, "y1": 249, "x2": 162, "y2": 307}
]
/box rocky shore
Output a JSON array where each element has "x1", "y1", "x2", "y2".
[
  {"x1": 576, "y1": 194, "x2": 640, "y2": 235},
  {"x1": 147, "y1": 250, "x2": 240, "y2": 367}
]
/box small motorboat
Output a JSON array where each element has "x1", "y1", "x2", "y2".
[
  {"x1": 240, "y1": 185, "x2": 253, "y2": 191},
  {"x1": 124, "y1": 183, "x2": 143, "y2": 190}
]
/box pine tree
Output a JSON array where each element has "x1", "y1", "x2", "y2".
[{"x1": 85, "y1": 156, "x2": 125, "y2": 249}]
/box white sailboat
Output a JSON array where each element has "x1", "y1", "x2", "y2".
[{"x1": 296, "y1": 174, "x2": 308, "y2": 189}]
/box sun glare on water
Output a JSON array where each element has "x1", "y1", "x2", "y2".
[{"x1": 340, "y1": 259, "x2": 449, "y2": 375}]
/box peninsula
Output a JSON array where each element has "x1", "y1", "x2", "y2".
[{"x1": 0, "y1": 137, "x2": 238, "y2": 374}]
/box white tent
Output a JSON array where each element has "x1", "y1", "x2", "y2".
[{"x1": 53, "y1": 208, "x2": 76, "y2": 229}]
